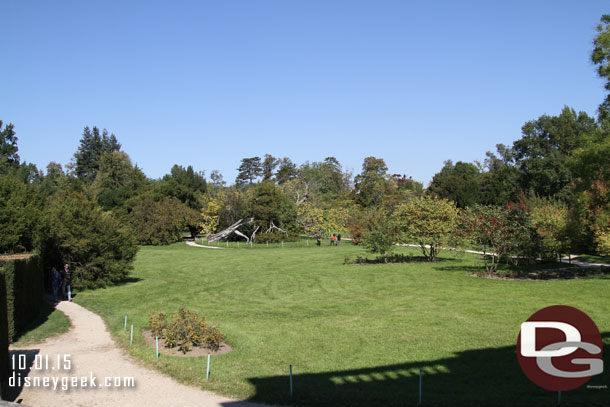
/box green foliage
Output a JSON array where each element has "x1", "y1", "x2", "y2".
[
  {"x1": 91, "y1": 151, "x2": 149, "y2": 211},
  {"x1": 275, "y1": 157, "x2": 298, "y2": 185},
  {"x1": 73, "y1": 126, "x2": 121, "y2": 182},
  {"x1": 235, "y1": 157, "x2": 263, "y2": 185},
  {"x1": 255, "y1": 231, "x2": 299, "y2": 243},
  {"x1": 0, "y1": 254, "x2": 44, "y2": 343},
  {"x1": 592, "y1": 14, "x2": 610, "y2": 121},
  {"x1": 0, "y1": 270, "x2": 7, "y2": 382},
  {"x1": 0, "y1": 175, "x2": 41, "y2": 253},
  {"x1": 297, "y1": 202, "x2": 349, "y2": 237},
  {"x1": 595, "y1": 230, "x2": 610, "y2": 257},
  {"x1": 513, "y1": 106, "x2": 597, "y2": 200},
  {"x1": 125, "y1": 196, "x2": 199, "y2": 245},
  {"x1": 262, "y1": 154, "x2": 279, "y2": 181},
  {"x1": 428, "y1": 161, "x2": 482, "y2": 208},
  {"x1": 362, "y1": 217, "x2": 395, "y2": 262},
  {"x1": 527, "y1": 196, "x2": 571, "y2": 261},
  {"x1": 0, "y1": 120, "x2": 20, "y2": 173},
  {"x1": 159, "y1": 164, "x2": 206, "y2": 211},
  {"x1": 354, "y1": 156, "x2": 394, "y2": 208},
  {"x1": 153, "y1": 307, "x2": 225, "y2": 354},
  {"x1": 394, "y1": 196, "x2": 458, "y2": 261},
  {"x1": 458, "y1": 204, "x2": 532, "y2": 273},
  {"x1": 41, "y1": 190, "x2": 138, "y2": 288},
  {"x1": 246, "y1": 182, "x2": 297, "y2": 232}
]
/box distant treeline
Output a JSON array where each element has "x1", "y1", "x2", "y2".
[{"x1": 0, "y1": 15, "x2": 609, "y2": 286}]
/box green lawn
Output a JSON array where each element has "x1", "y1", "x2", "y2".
[
  {"x1": 13, "y1": 304, "x2": 71, "y2": 346},
  {"x1": 574, "y1": 254, "x2": 610, "y2": 265},
  {"x1": 73, "y1": 242, "x2": 610, "y2": 406}
]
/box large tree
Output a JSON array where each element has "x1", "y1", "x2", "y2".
[
  {"x1": 275, "y1": 157, "x2": 298, "y2": 185},
  {"x1": 428, "y1": 160, "x2": 482, "y2": 208},
  {"x1": 592, "y1": 14, "x2": 610, "y2": 123},
  {"x1": 0, "y1": 121, "x2": 20, "y2": 173},
  {"x1": 512, "y1": 106, "x2": 597, "y2": 200},
  {"x1": 262, "y1": 154, "x2": 279, "y2": 181},
  {"x1": 235, "y1": 157, "x2": 263, "y2": 185},
  {"x1": 40, "y1": 190, "x2": 138, "y2": 288},
  {"x1": 73, "y1": 126, "x2": 121, "y2": 182},
  {"x1": 91, "y1": 151, "x2": 149, "y2": 211}
]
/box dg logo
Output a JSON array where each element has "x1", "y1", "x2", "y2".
[{"x1": 517, "y1": 305, "x2": 604, "y2": 391}]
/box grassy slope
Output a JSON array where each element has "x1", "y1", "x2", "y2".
[{"x1": 75, "y1": 243, "x2": 610, "y2": 406}]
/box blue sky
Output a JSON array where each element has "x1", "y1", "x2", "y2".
[{"x1": 2, "y1": 1, "x2": 608, "y2": 185}]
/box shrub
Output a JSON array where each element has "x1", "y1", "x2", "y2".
[
  {"x1": 149, "y1": 311, "x2": 166, "y2": 337},
  {"x1": 150, "y1": 307, "x2": 225, "y2": 354}
]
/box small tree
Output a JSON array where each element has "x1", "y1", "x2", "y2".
[
  {"x1": 363, "y1": 217, "x2": 395, "y2": 262},
  {"x1": 394, "y1": 196, "x2": 458, "y2": 261},
  {"x1": 458, "y1": 204, "x2": 531, "y2": 273}
]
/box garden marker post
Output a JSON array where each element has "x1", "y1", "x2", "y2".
[
  {"x1": 289, "y1": 365, "x2": 293, "y2": 397},
  {"x1": 206, "y1": 354, "x2": 210, "y2": 380},
  {"x1": 418, "y1": 369, "x2": 422, "y2": 406},
  {"x1": 130, "y1": 325, "x2": 133, "y2": 345},
  {"x1": 124, "y1": 315, "x2": 127, "y2": 331},
  {"x1": 282, "y1": 240, "x2": 284, "y2": 248},
  {"x1": 156, "y1": 336, "x2": 159, "y2": 360},
  {"x1": 226, "y1": 240, "x2": 228, "y2": 248}
]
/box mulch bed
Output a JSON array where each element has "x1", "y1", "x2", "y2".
[{"x1": 141, "y1": 329, "x2": 232, "y2": 357}]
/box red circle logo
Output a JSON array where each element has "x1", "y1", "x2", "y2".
[{"x1": 517, "y1": 305, "x2": 603, "y2": 391}]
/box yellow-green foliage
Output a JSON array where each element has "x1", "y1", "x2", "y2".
[
  {"x1": 200, "y1": 196, "x2": 222, "y2": 235},
  {"x1": 297, "y1": 202, "x2": 349, "y2": 237},
  {"x1": 149, "y1": 311, "x2": 166, "y2": 337},
  {"x1": 394, "y1": 196, "x2": 458, "y2": 261},
  {"x1": 595, "y1": 230, "x2": 610, "y2": 257},
  {"x1": 528, "y1": 196, "x2": 570, "y2": 260},
  {"x1": 152, "y1": 306, "x2": 225, "y2": 354}
]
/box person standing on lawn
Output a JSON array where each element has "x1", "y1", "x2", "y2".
[
  {"x1": 330, "y1": 234, "x2": 336, "y2": 246},
  {"x1": 337, "y1": 233, "x2": 342, "y2": 246}
]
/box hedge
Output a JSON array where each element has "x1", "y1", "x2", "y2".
[
  {"x1": 0, "y1": 254, "x2": 44, "y2": 343},
  {"x1": 0, "y1": 271, "x2": 6, "y2": 385}
]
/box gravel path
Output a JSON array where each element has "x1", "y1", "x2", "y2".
[{"x1": 10, "y1": 301, "x2": 261, "y2": 407}]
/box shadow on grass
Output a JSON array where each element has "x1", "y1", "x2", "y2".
[
  {"x1": 222, "y1": 333, "x2": 610, "y2": 407},
  {"x1": 113, "y1": 276, "x2": 143, "y2": 286},
  {"x1": 11, "y1": 302, "x2": 56, "y2": 344}
]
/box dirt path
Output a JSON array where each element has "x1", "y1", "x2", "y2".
[
  {"x1": 186, "y1": 240, "x2": 225, "y2": 249},
  {"x1": 10, "y1": 301, "x2": 261, "y2": 407}
]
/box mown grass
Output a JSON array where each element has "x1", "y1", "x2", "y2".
[
  {"x1": 73, "y1": 242, "x2": 610, "y2": 406},
  {"x1": 13, "y1": 304, "x2": 71, "y2": 346}
]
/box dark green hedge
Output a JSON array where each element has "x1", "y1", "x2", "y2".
[
  {"x1": 0, "y1": 254, "x2": 44, "y2": 343},
  {"x1": 0, "y1": 271, "x2": 7, "y2": 384}
]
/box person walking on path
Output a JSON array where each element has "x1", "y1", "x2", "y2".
[
  {"x1": 60, "y1": 263, "x2": 72, "y2": 301},
  {"x1": 330, "y1": 234, "x2": 336, "y2": 246},
  {"x1": 337, "y1": 233, "x2": 341, "y2": 246},
  {"x1": 316, "y1": 234, "x2": 321, "y2": 246},
  {"x1": 51, "y1": 267, "x2": 61, "y2": 303}
]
